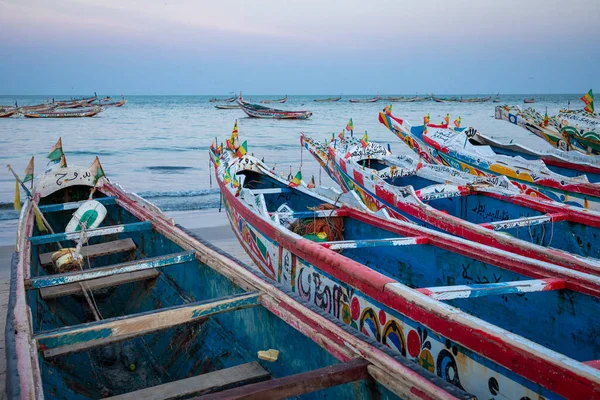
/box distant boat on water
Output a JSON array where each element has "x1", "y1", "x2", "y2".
[
  {"x1": 260, "y1": 96, "x2": 288, "y2": 104},
  {"x1": 23, "y1": 107, "x2": 104, "y2": 118},
  {"x1": 237, "y1": 96, "x2": 311, "y2": 119},
  {"x1": 209, "y1": 95, "x2": 238, "y2": 103},
  {"x1": 524, "y1": 98, "x2": 535, "y2": 103},
  {"x1": 348, "y1": 96, "x2": 379, "y2": 103},
  {"x1": 0, "y1": 107, "x2": 17, "y2": 118},
  {"x1": 314, "y1": 96, "x2": 342, "y2": 102},
  {"x1": 215, "y1": 104, "x2": 240, "y2": 110}
]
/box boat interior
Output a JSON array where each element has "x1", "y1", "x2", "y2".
[
  {"x1": 351, "y1": 157, "x2": 600, "y2": 260},
  {"x1": 26, "y1": 185, "x2": 394, "y2": 399},
  {"x1": 239, "y1": 170, "x2": 600, "y2": 365}
]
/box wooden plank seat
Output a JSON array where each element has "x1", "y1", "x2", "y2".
[
  {"x1": 28, "y1": 221, "x2": 152, "y2": 246},
  {"x1": 416, "y1": 278, "x2": 567, "y2": 301},
  {"x1": 39, "y1": 238, "x2": 137, "y2": 266},
  {"x1": 105, "y1": 362, "x2": 269, "y2": 400},
  {"x1": 37, "y1": 196, "x2": 117, "y2": 213},
  {"x1": 197, "y1": 358, "x2": 370, "y2": 400},
  {"x1": 40, "y1": 269, "x2": 160, "y2": 299},
  {"x1": 248, "y1": 188, "x2": 292, "y2": 195},
  {"x1": 319, "y1": 236, "x2": 429, "y2": 250},
  {"x1": 28, "y1": 251, "x2": 197, "y2": 290},
  {"x1": 480, "y1": 212, "x2": 569, "y2": 231},
  {"x1": 34, "y1": 291, "x2": 262, "y2": 358}
]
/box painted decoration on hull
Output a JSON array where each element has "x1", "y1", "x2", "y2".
[{"x1": 222, "y1": 194, "x2": 550, "y2": 400}]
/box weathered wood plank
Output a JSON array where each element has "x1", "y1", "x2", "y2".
[
  {"x1": 28, "y1": 221, "x2": 152, "y2": 245},
  {"x1": 105, "y1": 362, "x2": 269, "y2": 400},
  {"x1": 37, "y1": 196, "x2": 117, "y2": 213},
  {"x1": 416, "y1": 278, "x2": 567, "y2": 301},
  {"x1": 29, "y1": 251, "x2": 195, "y2": 289},
  {"x1": 197, "y1": 358, "x2": 370, "y2": 400},
  {"x1": 319, "y1": 236, "x2": 428, "y2": 250},
  {"x1": 39, "y1": 238, "x2": 137, "y2": 266},
  {"x1": 35, "y1": 291, "x2": 261, "y2": 358},
  {"x1": 40, "y1": 269, "x2": 159, "y2": 299}
]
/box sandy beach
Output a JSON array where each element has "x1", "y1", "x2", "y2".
[{"x1": 0, "y1": 207, "x2": 250, "y2": 397}]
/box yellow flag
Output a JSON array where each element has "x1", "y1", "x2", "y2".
[
  {"x1": 34, "y1": 207, "x2": 47, "y2": 232},
  {"x1": 13, "y1": 179, "x2": 21, "y2": 211}
]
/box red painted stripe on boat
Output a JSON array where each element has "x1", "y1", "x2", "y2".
[
  {"x1": 541, "y1": 157, "x2": 600, "y2": 176},
  {"x1": 416, "y1": 288, "x2": 433, "y2": 296},
  {"x1": 583, "y1": 360, "x2": 600, "y2": 370}
]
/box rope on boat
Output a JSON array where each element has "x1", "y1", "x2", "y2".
[{"x1": 289, "y1": 203, "x2": 344, "y2": 242}]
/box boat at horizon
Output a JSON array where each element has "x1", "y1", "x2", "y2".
[
  {"x1": 6, "y1": 147, "x2": 470, "y2": 399},
  {"x1": 215, "y1": 104, "x2": 240, "y2": 109},
  {"x1": 0, "y1": 107, "x2": 17, "y2": 118},
  {"x1": 23, "y1": 107, "x2": 104, "y2": 118},
  {"x1": 209, "y1": 137, "x2": 600, "y2": 399},
  {"x1": 209, "y1": 95, "x2": 238, "y2": 103},
  {"x1": 524, "y1": 98, "x2": 535, "y2": 103},
  {"x1": 260, "y1": 96, "x2": 288, "y2": 104},
  {"x1": 349, "y1": 97, "x2": 379, "y2": 103},
  {"x1": 314, "y1": 96, "x2": 342, "y2": 102},
  {"x1": 237, "y1": 96, "x2": 312, "y2": 119}
]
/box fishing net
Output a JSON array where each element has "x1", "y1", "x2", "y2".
[{"x1": 289, "y1": 204, "x2": 344, "y2": 242}]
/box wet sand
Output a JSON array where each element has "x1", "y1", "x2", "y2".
[{"x1": 0, "y1": 208, "x2": 250, "y2": 397}]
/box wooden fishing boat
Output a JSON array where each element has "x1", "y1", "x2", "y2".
[
  {"x1": 55, "y1": 100, "x2": 90, "y2": 109},
  {"x1": 54, "y1": 96, "x2": 97, "y2": 107},
  {"x1": 557, "y1": 110, "x2": 600, "y2": 154},
  {"x1": 6, "y1": 152, "x2": 474, "y2": 400},
  {"x1": 470, "y1": 125, "x2": 600, "y2": 183},
  {"x1": 16, "y1": 103, "x2": 55, "y2": 113},
  {"x1": 380, "y1": 96, "x2": 404, "y2": 102},
  {"x1": 237, "y1": 98, "x2": 312, "y2": 120},
  {"x1": 314, "y1": 96, "x2": 342, "y2": 102},
  {"x1": 215, "y1": 104, "x2": 240, "y2": 110},
  {"x1": 23, "y1": 107, "x2": 104, "y2": 118},
  {"x1": 209, "y1": 95, "x2": 238, "y2": 103},
  {"x1": 91, "y1": 98, "x2": 128, "y2": 108},
  {"x1": 523, "y1": 98, "x2": 535, "y2": 104},
  {"x1": 379, "y1": 111, "x2": 600, "y2": 211},
  {"x1": 495, "y1": 105, "x2": 599, "y2": 155},
  {"x1": 211, "y1": 141, "x2": 600, "y2": 399},
  {"x1": 349, "y1": 97, "x2": 379, "y2": 103},
  {"x1": 302, "y1": 133, "x2": 600, "y2": 276},
  {"x1": 260, "y1": 96, "x2": 288, "y2": 104},
  {"x1": 0, "y1": 107, "x2": 17, "y2": 118}
]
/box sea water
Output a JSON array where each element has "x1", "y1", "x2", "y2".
[{"x1": 0, "y1": 94, "x2": 580, "y2": 235}]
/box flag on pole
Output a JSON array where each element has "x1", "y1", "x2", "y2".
[
  {"x1": 23, "y1": 157, "x2": 34, "y2": 183},
  {"x1": 384, "y1": 104, "x2": 392, "y2": 115},
  {"x1": 232, "y1": 173, "x2": 240, "y2": 188},
  {"x1": 543, "y1": 110, "x2": 549, "y2": 127},
  {"x1": 47, "y1": 138, "x2": 63, "y2": 162},
  {"x1": 13, "y1": 179, "x2": 21, "y2": 211},
  {"x1": 307, "y1": 175, "x2": 316, "y2": 189},
  {"x1": 346, "y1": 118, "x2": 354, "y2": 131},
  {"x1": 331, "y1": 132, "x2": 335, "y2": 143},
  {"x1": 444, "y1": 114, "x2": 450, "y2": 125},
  {"x1": 232, "y1": 120, "x2": 239, "y2": 139},
  {"x1": 236, "y1": 141, "x2": 247, "y2": 158},
  {"x1": 338, "y1": 130, "x2": 345, "y2": 140},
  {"x1": 424, "y1": 114, "x2": 430, "y2": 125},
  {"x1": 454, "y1": 117, "x2": 461, "y2": 128},
  {"x1": 89, "y1": 157, "x2": 105, "y2": 184},
  {"x1": 581, "y1": 90, "x2": 595, "y2": 114},
  {"x1": 360, "y1": 131, "x2": 369, "y2": 148},
  {"x1": 224, "y1": 168, "x2": 232, "y2": 184},
  {"x1": 288, "y1": 170, "x2": 302, "y2": 187}
]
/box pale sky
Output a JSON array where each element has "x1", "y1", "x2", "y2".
[{"x1": 1, "y1": 0, "x2": 598, "y2": 94}]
